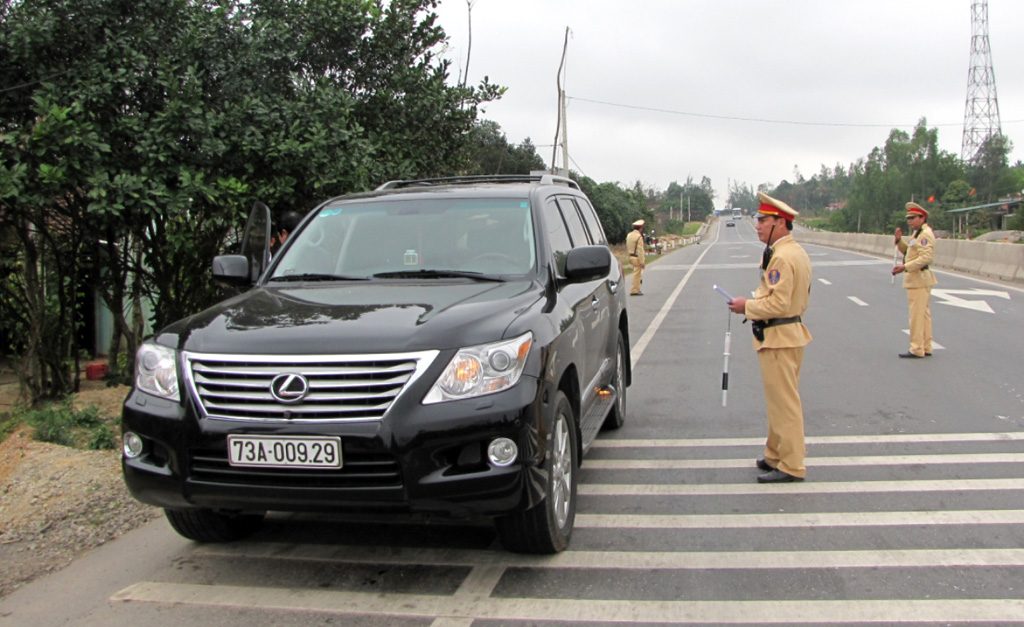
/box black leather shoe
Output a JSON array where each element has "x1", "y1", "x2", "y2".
[
  {"x1": 757, "y1": 469, "x2": 804, "y2": 483},
  {"x1": 630, "y1": 292, "x2": 643, "y2": 296},
  {"x1": 756, "y1": 458, "x2": 773, "y2": 472},
  {"x1": 925, "y1": 352, "x2": 932, "y2": 356},
  {"x1": 898, "y1": 352, "x2": 923, "y2": 358}
]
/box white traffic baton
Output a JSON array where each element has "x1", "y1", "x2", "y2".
[{"x1": 721, "y1": 313, "x2": 732, "y2": 407}]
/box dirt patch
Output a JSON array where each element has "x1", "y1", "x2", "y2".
[{"x1": 0, "y1": 383, "x2": 160, "y2": 598}]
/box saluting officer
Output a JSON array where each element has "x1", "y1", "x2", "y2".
[
  {"x1": 727, "y1": 192, "x2": 812, "y2": 483},
  {"x1": 626, "y1": 219, "x2": 646, "y2": 296},
  {"x1": 892, "y1": 202, "x2": 937, "y2": 358}
]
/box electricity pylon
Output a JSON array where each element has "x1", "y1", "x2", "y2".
[{"x1": 961, "y1": 0, "x2": 1001, "y2": 164}]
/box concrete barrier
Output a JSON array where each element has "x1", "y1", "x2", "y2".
[{"x1": 795, "y1": 229, "x2": 1023, "y2": 284}]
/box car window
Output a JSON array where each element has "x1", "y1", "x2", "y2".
[
  {"x1": 555, "y1": 197, "x2": 590, "y2": 247},
  {"x1": 270, "y1": 197, "x2": 536, "y2": 278},
  {"x1": 571, "y1": 197, "x2": 607, "y2": 245},
  {"x1": 544, "y1": 198, "x2": 573, "y2": 276}
]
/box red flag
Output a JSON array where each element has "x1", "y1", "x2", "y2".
[
  {"x1": 927, "y1": 195, "x2": 935, "y2": 202},
  {"x1": 969, "y1": 188, "x2": 976, "y2": 195}
]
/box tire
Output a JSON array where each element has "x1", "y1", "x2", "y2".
[
  {"x1": 496, "y1": 390, "x2": 578, "y2": 554},
  {"x1": 601, "y1": 330, "x2": 627, "y2": 430},
  {"x1": 164, "y1": 508, "x2": 264, "y2": 543}
]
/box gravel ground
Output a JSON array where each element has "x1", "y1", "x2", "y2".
[{"x1": 0, "y1": 383, "x2": 160, "y2": 598}]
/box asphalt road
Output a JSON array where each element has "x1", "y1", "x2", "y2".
[{"x1": 2, "y1": 218, "x2": 1023, "y2": 626}]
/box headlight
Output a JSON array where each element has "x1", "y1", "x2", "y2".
[
  {"x1": 423, "y1": 332, "x2": 532, "y2": 404},
  {"x1": 136, "y1": 341, "x2": 180, "y2": 400}
]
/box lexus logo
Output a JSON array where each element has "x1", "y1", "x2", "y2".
[{"x1": 270, "y1": 373, "x2": 309, "y2": 403}]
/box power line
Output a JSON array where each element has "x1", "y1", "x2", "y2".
[{"x1": 568, "y1": 96, "x2": 1024, "y2": 129}]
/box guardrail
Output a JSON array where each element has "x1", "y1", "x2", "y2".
[{"x1": 797, "y1": 230, "x2": 1024, "y2": 284}]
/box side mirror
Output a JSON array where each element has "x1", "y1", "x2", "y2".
[
  {"x1": 564, "y1": 245, "x2": 611, "y2": 283},
  {"x1": 211, "y1": 255, "x2": 251, "y2": 287}
]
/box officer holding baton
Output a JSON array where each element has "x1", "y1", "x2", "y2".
[{"x1": 727, "y1": 192, "x2": 813, "y2": 483}]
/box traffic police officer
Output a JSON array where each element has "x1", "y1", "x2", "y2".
[
  {"x1": 727, "y1": 192, "x2": 812, "y2": 483},
  {"x1": 626, "y1": 219, "x2": 646, "y2": 296},
  {"x1": 892, "y1": 202, "x2": 937, "y2": 358}
]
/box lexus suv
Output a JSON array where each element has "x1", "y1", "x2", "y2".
[{"x1": 121, "y1": 174, "x2": 631, "y2": 553}]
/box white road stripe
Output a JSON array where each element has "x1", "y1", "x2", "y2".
[
  {"x1": 592, "y1": 432, "x2": 1024, "y2": 447},
  {"x1": 630, "y1": 242, "x2": 714, "y2": 369},
  {"x1": 848, "y1": 296, "x2": 869, "y2": 306},
  {"x1": 653, "y1": 259, "x2": 889, "y2": 271},
  {"x1": 901, "y1": 329, "x2": 946, "y2": 349},
  {"x1": 112, "y1": 582, "x2": 1024, "y2": 624},
  {"x1": 576, "y1": 510, "x2": 1024, "y2": 529},
  {"x1": 578, "y1": 478, "x2": 1024, "y2": 495},
  {"x1": 584, "y1": 453, "x2": 1024, "y2": 469},
  {"x1": 193, "y1": 543, "x2": 1024, "y2": 571},
  {"x1": 818, "y1": 278, "x2": 832, "y2": 285}
]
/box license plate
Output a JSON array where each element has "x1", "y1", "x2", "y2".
[{"x1": 227, "y1": 435, "x2": 342, "y2": 469}]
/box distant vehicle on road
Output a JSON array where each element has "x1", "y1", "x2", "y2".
[
  {"x1": 726, "y1": 220, "x2": 736, "y2": 227},
  {"x1": 732, "y1": 208, "x2": 743, "y2": 220}
]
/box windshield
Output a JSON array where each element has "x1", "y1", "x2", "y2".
[{"x1": 269, "y1": 197, "x2": 536, "y2": 280}]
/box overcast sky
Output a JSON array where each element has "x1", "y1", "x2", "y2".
[{"x1": 431, "y1": 0, "x2": 1024, "y2": 209}]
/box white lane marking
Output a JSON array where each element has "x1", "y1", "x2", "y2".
[
  {"x1": 818, "y1": 278, "x2": 832, "y2": 285},
  {"x1": 591, "y1": 432, "x2": 1024, "y2": 447},
  {"x1": 452, "y1": 564, "x2": 506, "y2": 597},
  {"x1": 577, "y1": 509, "x2": 1024, "y2": 529},
  {"x1": 848, "y1": 296, "x2": 869, "y2": 306},
  {"x1": 630, "y1": 241, "x2": 715, "y2": 369},
  {"x1": 584, "y1": 453, "x2": 1024, "y2": 469},
  {"x1": 932, "y1": 288, "x2": 1011, "y2": 313},
  {"x1": 651, "y1": 259, "x2": 890, "y2": 271},
  {"x1": 194, "y1": 543, "x2": 1024, "y2": 570},
  {"x1": 579, "y1": 478, "x2": 1024, "y2": 495},
  {"x1": 900, "y1": 330, "x2": 945, "y2": 350},
  {"x1": 112, "y1": 582, "x2": 1024, "y2": 624}
]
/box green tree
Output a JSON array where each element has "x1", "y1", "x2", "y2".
[
  {"x1": 463, "y1": 120, "x2": 546, "y2": 175},
  {"x1": 0, "y1": 0, "x2": 501, "y2": 404}
]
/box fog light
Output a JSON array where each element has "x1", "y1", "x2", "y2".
[
  {"x1": 123, "y1": 432, "x2": 144, "y2": 459},
  {"x1": 487, "y1": 438, "x2": 518, "y2": 467}
]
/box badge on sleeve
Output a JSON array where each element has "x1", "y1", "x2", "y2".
[{"x1": 768, "y1": 269, "x2": 780, "y2": 285}]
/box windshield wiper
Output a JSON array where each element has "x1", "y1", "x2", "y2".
[
  {"x1": 372, "y1": 269, "x2": 506, "y2": 282},
  {"x1": 268, "y1": 273, "x2": 370, "y2": 282}
]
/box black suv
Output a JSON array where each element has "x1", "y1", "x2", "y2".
[{"x1": 121, "y1": 174, "x2": 631, "y2": 553}]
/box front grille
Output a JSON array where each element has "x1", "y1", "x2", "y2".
[
  {"x1": 189, "y1": 444, "x2": 402, "y2": 490},
  {"x1": 183, "y1": 350, "x2": 438, "y2": 423}
]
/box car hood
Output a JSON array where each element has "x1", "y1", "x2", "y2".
[{"x1": 156, "y1": 280, "x2": 544, "y2": 355}]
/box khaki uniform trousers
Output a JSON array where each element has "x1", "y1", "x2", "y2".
[
  {"x1": 629, "y1": 256, "x2": 643, "y2": 294},
  {"x1": 758, "y1": 346, "x2": 806, "y2": 478},
  {"x1": 906, "y1": 286, "x2": 933, "y2": 357}
]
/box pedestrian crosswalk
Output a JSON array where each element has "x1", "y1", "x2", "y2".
[{"x1": 111, "y1": 431, "x2": 1024, "y2": 624}]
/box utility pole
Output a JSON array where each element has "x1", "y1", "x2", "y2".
[
  {"x1": 961, "y1": 0, "x2": 1001, "y2": 164},
  {"x1": 552, "y1": 27, "x2": 571, "y2": 176}
]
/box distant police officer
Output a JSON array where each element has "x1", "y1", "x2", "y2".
[
  {"x1": 892, "y1": 202, "x2": 937, "y2": 358},
  {"x1": 626, "y1": 219, "x2": 646, "y2": 296},
  {"x1": 727, "y1": 192, "x2": 812, "y2": 483}
]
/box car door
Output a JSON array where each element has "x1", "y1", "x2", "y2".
[{"x1": 553, "y1": 196, "x2": 612, "y2": 437}]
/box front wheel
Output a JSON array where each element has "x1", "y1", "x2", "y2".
[
  {"x1": 496, "y1": 390, "x2": 578, "y2": 554},
  {"x1": 164, "y1": 508, "x2": 264, "y2": 543}
]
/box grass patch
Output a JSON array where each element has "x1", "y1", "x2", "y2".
[{"x1": 17, "y1": 397, "x2": 118, "y2": 450}]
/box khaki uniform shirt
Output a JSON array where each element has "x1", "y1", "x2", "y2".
[
  {"x1": 744, "y1": 235, "x2": 813, "y2": 351},
  {"x1": 625, "y1": 229, "x2": 645, "y2": 264},
  {"x1": 897, "y1": 224, "x2": 938, "y2": 289}
]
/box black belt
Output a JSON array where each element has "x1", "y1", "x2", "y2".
[
  {"x1": 765, "y1": 316, "x2": 801, "y2": 328},
  {"x1": 749, "y1": 316, "x2": 801, "y2": 342},
  {"x1": 629, "y1": 254, "x2": 638, "y2": 257}
]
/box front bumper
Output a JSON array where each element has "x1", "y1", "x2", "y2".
[{"x1": 121, "y1": 377, "x2": 547, "y2": 519}]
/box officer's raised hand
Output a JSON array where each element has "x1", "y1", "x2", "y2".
[{"x1": 894, "y1": 227, "x2": 902, "y2": 245}]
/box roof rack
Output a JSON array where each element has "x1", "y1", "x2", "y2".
[{"x1": 374, "y1": 174, "x2": 580, "y2": 192}]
